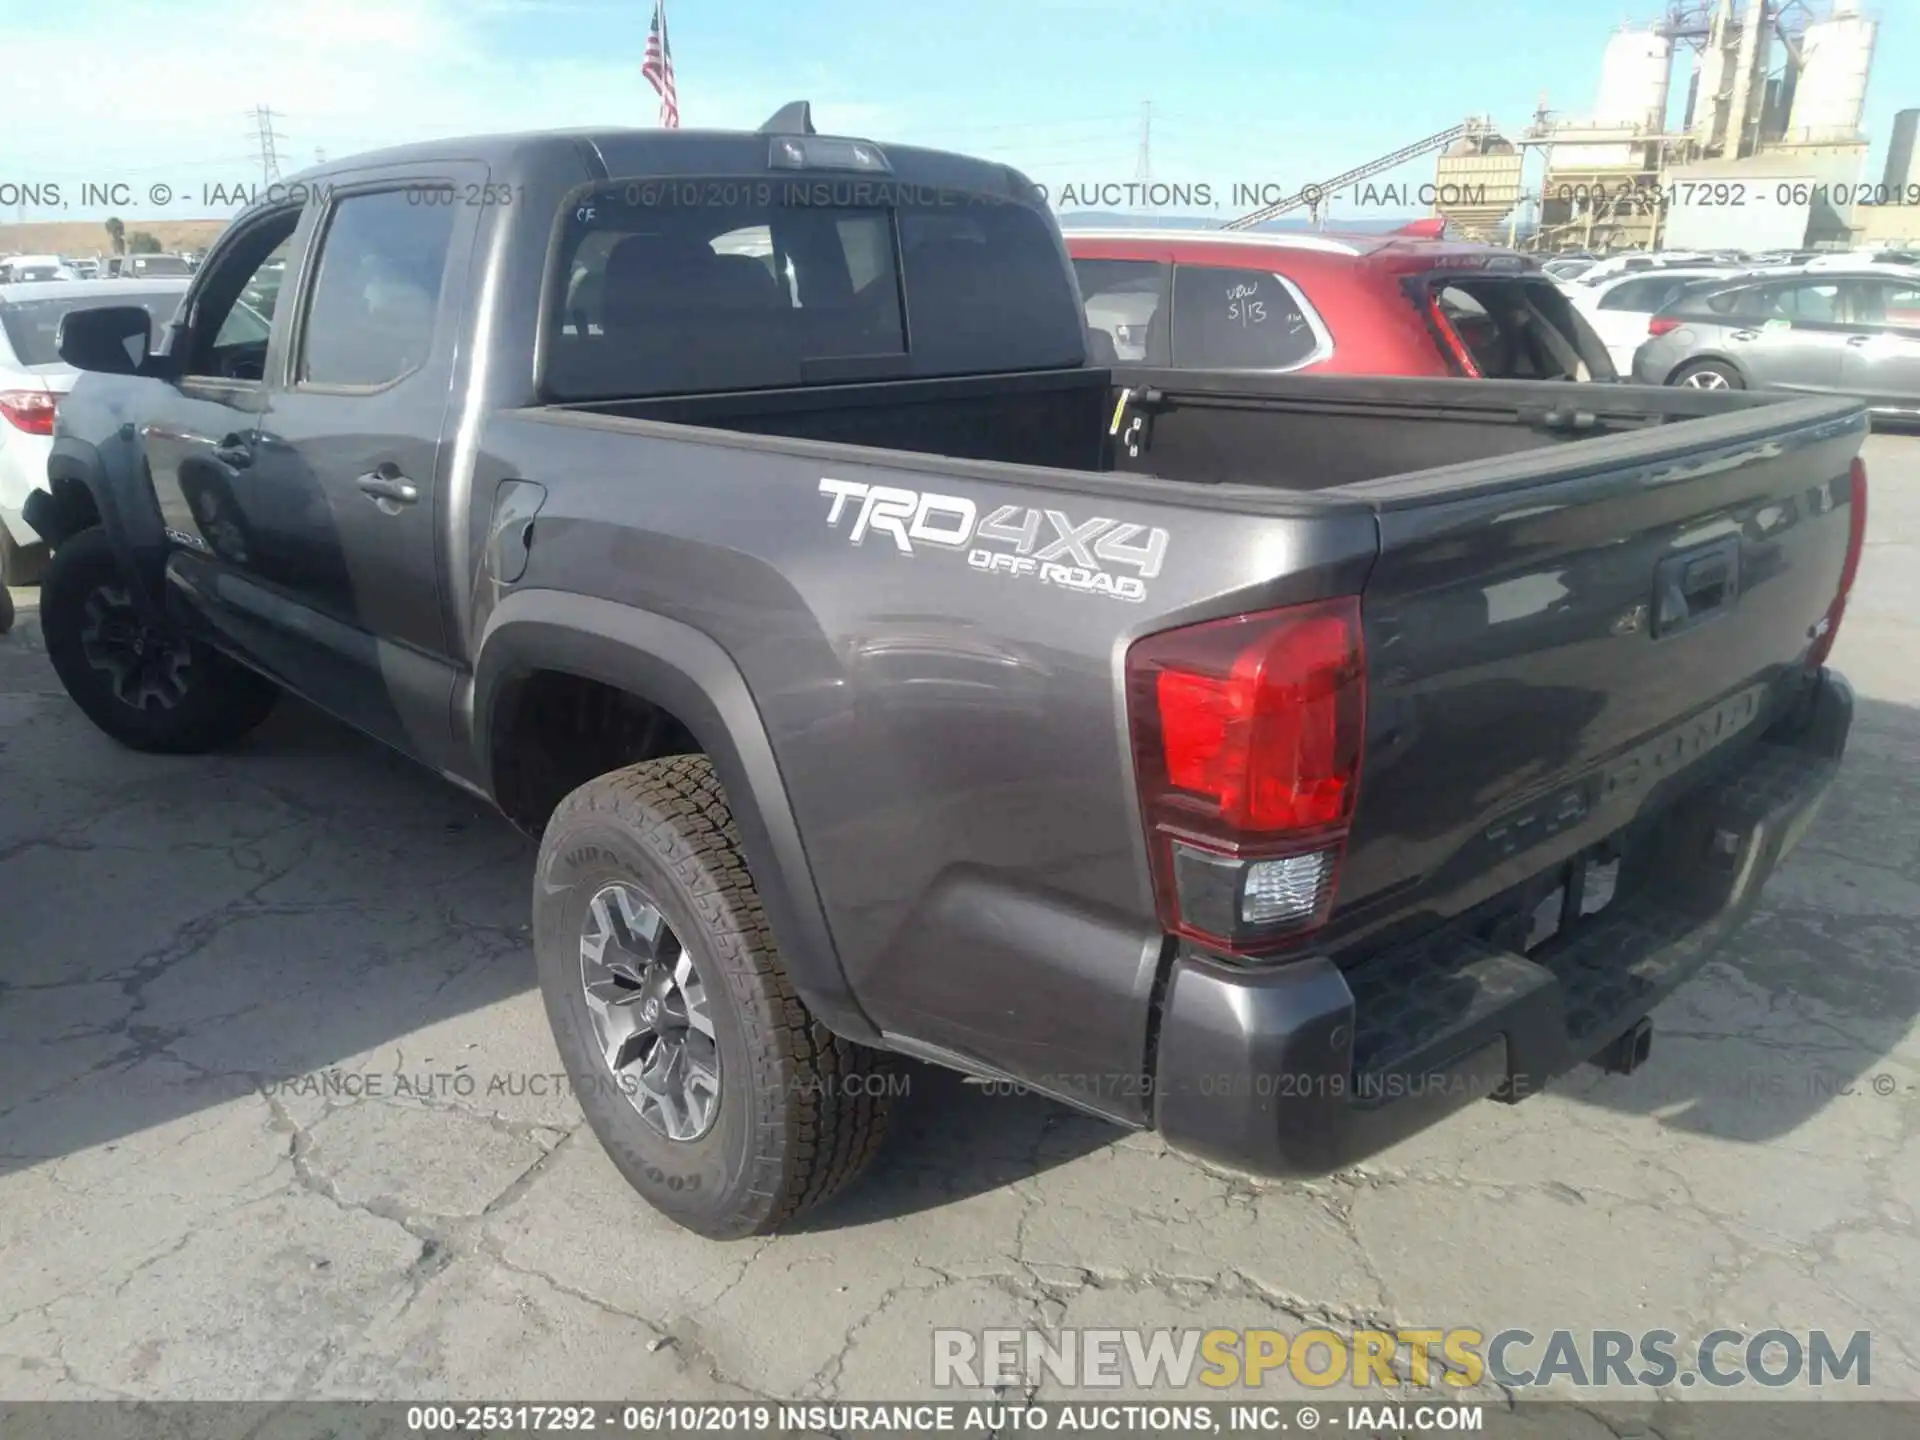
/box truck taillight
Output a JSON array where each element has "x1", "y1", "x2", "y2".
[
  {"x1": 1807, "y1": 456, "x2": 1867, "y2": 669},
  {"x1": 1126, "y1": 598, "x2": 1365, "y2": 957},
  {"x1": 0, "y1": 390, "x2": 56, "y2": 436}
]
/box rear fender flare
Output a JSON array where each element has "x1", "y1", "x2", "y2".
[{"x1": 472, "y1": 588, "x2": 879, "y2": 1044}]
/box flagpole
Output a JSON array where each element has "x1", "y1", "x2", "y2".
[
  {"x1": 644, "y1": 0, "x2": 679, "y2": 129},
  {"x1": 659, "y1": 0, "x2": 672, "y2": 127}
]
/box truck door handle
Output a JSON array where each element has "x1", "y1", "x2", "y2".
[
  {"x1": 1728, "y1": 329, "x2": 1759, "y2": 341},
  {"x1": 356, "y1": 471, "x2": 418, "y2": 507},
  {"x1": 212, "y1": 437, "x2": 253, "y2": 468},
  {"x1": 1845, "y1": 334, "x2": 1873, "y2": 347}
]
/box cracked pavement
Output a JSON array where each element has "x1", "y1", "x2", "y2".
[{"x1": 2, "y1": 432, "x2": 1918, "y2": 1407}]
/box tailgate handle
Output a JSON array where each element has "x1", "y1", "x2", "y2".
[{"x1": 1653, "y1": 538, "x2": 1741, "y2": 638}]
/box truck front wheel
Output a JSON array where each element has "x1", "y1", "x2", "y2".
[
  {"x1": 533, "y1": 755, "x2": 897, "y2": 1238},
  {"x1": 40, "y1": 527, "x2": 279, "y2": 754}
]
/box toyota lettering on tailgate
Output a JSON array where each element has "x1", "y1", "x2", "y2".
[{"x1": 818, "y1": 478, "x2": 1169, "y2": 603}]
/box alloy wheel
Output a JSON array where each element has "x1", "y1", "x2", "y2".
[
  {"x1": 78, "y1": 584, "x2": 192, "y2": 710},
  {"x1": 1680, "y1": 369, "x2": 1731, "y2": 390},
  {"x1": 578, "y1": 881, "x2": 722, "y2": 1141}
]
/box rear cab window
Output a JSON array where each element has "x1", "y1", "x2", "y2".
[{"x1": 544, "y1": 178, "x2": 1084, "y2": 399}]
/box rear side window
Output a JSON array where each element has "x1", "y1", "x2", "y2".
[
  {"x1": 1170, "y1": 264, "x2": 1325, "y2": 370},
  {"x1": 1876, "y1": 281, "x2": 1920, "y2": 328},
  {"x1": 1774, "y1": 281, "x2": 1841, "y2": 322},
  {"x1": 1431, "y1": 277, "x2": 1607, "y2": 381},
  {"x1": 545, "y1": 182, "x2": 1083, "y2": 399},
  {"x1": 1660, "y1": 279, "x2": 1734, "y2": 315},
  {"x1": 1599, "y1": 275, "x2": 1700, "y2": 313},
  {"x1": 1072, "y1": 258, "x2": 1167, "y2": 364},
  {"x1": 1703, "y1": 286, "x2": 1766, "y2": 318},
  {"x1": 1722, "y1": 280, "x2": 1842, "y2": 323},
  {"x1": 299, "y1": 191, "x2": 457, "y2": 388}
]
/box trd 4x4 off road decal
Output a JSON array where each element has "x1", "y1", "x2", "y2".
[{"x1": 818, "y1": 478, "x2": 1169, "y2": 603}]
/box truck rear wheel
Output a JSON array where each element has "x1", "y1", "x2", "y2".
[
  {"x1": 532, "y1": 754, "x2": 897, "y2": 1238},
  {"x1": 40, "y1": 526, "x2": 279, "y2": 753}
]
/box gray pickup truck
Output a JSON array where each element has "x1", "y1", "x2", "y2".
[{"x1": 26, "y1": 108, "x2": 1865, "y2": 1239}]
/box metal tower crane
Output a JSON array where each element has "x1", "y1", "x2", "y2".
[{"x1": 1223, "y1": 119, "x2": 1491, "y2": 230}]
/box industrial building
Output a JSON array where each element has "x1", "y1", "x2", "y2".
[
  {"x1": 1857, "y1": 105, "x2": 1920, "y2": 246},
  {"x1": 1415, "y1": 0, "x2": 1908, "y2": 252}
]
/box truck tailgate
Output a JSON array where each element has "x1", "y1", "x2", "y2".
[{"x1": 1329, "y1": 399, "x2": 1866, "y2": 947}]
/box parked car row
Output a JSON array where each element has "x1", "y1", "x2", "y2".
[
  {"x1": 1555, "y1": 249, "x2": 1919, "y2": 417},
  {"x1": 1632, "y1": 270, "x2": 1920, "y2": 417},
  {"x1": 1, "y1": 252, "x2": 199, "y2": 284},
  {"x1": 1568, "y1": 265, "x2": 1807, "y2": 373},
  {"x1": 1062, "y1": 228, "x2": 1918, "y2": 420}
]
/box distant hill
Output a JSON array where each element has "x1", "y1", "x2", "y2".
[{"x1": 0, "y1": 218, "x2": 229, "y2": 258}]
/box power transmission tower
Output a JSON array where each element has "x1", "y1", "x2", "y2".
[
  {"x1": 1134, "y1": 101, "x2": 1153, "y2": 182},
  {"x1": 250, "y1": 106, "x2": 285, "y2": 185}
]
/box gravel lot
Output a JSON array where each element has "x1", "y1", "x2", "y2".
[{"x1": 2, "y1": 432, "x2": 1918, "y2": 1406}]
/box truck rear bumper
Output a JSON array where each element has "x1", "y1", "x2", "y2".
[{"x1": 1151, "y1": 668, "x2": 1852, "y2": 1178}]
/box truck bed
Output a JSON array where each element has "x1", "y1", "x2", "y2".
[
  {"x1": 488, "y1": 375, "x2": 1863, "y2": 1124},
  {"x1": 548, "y1": 367, "x2": 1830, "y2": 495}
]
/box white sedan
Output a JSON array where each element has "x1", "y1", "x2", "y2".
[{"x1": 0, "y1": 279, "x2": 191, "y2": 584}]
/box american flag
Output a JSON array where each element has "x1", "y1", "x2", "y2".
[{"x1": 642, "y1": 0, "x2": 679, "y2": 129}]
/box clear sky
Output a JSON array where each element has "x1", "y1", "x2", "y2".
[{"x1": 2, "y1": 0, "x2": 1915, "y2": 225}]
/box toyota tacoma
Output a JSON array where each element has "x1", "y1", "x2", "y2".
[{"x1": 24, "y1": 107, "x2": 1864, "y2": 1238}]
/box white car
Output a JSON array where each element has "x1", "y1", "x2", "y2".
[
  {"x1": 0, "y1": 279, "x2": 191, "y2": 584},
  {"x1": 1570, "y1": 251, "x2": 1732, "y2": 290},
  {"x1": 0, "y1": 255, "x2": 77, "y2": 284},
  {"x1": 1542, "y1": 257, "x2": 1598, "y2": 284},
  {"x1": 1803, "y1": 249, "x2": 1920, "y2": 276},
  {"x1": 1569, "y1": 266, "x2": 1794, "y2": 374}
]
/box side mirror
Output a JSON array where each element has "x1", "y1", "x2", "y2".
[{"x1": 56, "y1": 305, "x2": 155, "y2": 375}]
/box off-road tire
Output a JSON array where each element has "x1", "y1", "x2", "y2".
[
  {"x1": 533, "y1": 754, "x2": 897, "y2": 1238},
  {"x1": 40, "y1": 526, "x2": 279, "y2": 753}
]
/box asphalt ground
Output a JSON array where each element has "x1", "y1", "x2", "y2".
[{"x1": 1, "y1": 431, "x2": 1917, "y2": 1409}]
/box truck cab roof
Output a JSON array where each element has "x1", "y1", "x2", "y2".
[{"x1": 260, "y1": 123, "x2": 1043, "y2": 224}]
